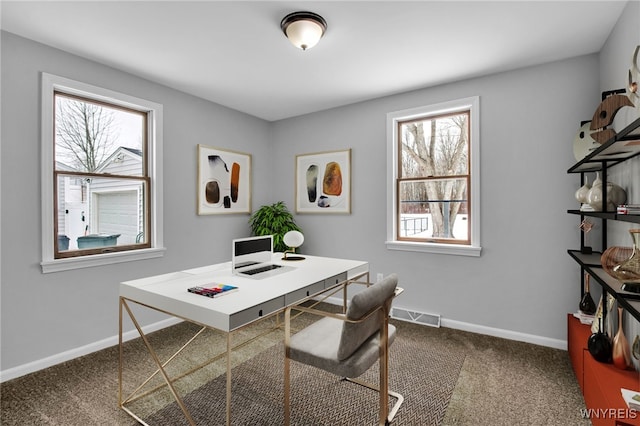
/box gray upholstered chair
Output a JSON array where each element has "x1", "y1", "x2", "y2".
[{"x1": 283, "y1": 274, "x2": 404, "y2": 426}]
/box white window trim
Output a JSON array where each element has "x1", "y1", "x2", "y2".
[
  {"x1": 40, "y1": 73, "x2": 165, "y2": 273},
  {"x1": 386, "y1": 96, "x2": 482, "y2": 257}
]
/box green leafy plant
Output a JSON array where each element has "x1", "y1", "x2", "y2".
[{"x1": 249, "y1": 201, "x2": 301, "y2": 252}]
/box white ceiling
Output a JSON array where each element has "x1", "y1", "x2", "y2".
[{"x1": 0, "y1": 1, "x2": 628, "y2": 121}]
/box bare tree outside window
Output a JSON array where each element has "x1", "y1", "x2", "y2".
[
  {"x1": 53, "y1": 92, "x2": 148, "y2": 258},
  {"x1": 398, "y1": 111, "x2": 470, "y2": 243},
  {"x1": 55, "y1": 95, "x2": 120, "y2": 172}
]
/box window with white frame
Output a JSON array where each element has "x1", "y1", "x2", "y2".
[
  {"x1": 41, "y1": 73, "x2": 165, "y2": 272},
  {"x1": 386, "y1": 97, "x2": 481, "y2": 256}
]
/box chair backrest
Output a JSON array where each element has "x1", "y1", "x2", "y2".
[{"x1": 336, "y1": 274, "x2": 398, "y2": 360}]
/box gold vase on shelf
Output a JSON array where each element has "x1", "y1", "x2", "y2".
[
  {"x1": 612, "y1": 306, "x2": 632, "y2": 370},
  {"x1": 601, "y1": 246, "x2": 634, "y2": 278}
]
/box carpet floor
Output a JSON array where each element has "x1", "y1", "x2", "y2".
[
  {"x1": 1, "y1": 316, "x2": 590, "y2": 425},
  {"x1": 144, "y1": 333, "x2": 464, "y2": 425}
]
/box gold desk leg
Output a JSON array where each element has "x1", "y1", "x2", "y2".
[
  {"x1": 343, "y1": 284, "x2": 348, "y2": 313},
  {"x1": 226, "y1": 332, "x2": 232, "y2": 426},
  {"x1": 118, "y1": 297, "x2": 124, "y2": 408},
  {"x1": 120, "y1": 298, "x2": 196, "y2": 426},
  {"x1": 283, "y1": 307, "x2": 292, "y2": 426}
]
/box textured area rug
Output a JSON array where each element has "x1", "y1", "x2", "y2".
[{"x1": 144, "y1": 334, "x2": 465, "y2": 425}]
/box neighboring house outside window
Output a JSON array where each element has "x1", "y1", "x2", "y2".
[
  {"x1": 41, "y1": 73, "x2": 164, "y2": 273},
  {"x1": 386, "y1": 97, "x2": 481, "y2": 257}
]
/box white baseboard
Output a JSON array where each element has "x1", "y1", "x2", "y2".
[
  {"x1": 0, "y1": 317, "x2": 183, "y2": 383},
  {"x1": 1, "y1": 304, "x2": 568, "y2": 383},
  {"x1": 440, "y1": 318, "x2": 567, "y2": 350},
  {"x1": 323, "y1": 296, "x2": 567, "y2": 350}
]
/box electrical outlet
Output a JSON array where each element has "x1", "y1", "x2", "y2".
[{"x1": 376, "y1": 273, "x2": 384, "y2": 282}]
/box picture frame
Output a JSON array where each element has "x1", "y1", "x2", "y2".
[
  {"x1": 197, "y1": 144, "x2": 251, "y2": 215},
  {"x1": 295, "y1": 149, "x2": 351, "y2": 214}
]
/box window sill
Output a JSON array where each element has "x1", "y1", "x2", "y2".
[
  {"x1": 385, "y1": 240, "x2": 482, "y2": 257},
  {"x1": 41, "y1": 247, "x2": 166, "y2": 273}
]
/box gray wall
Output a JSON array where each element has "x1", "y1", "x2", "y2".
[
  {"x1": 268, "y1": 1, "x2": 639, "y2": 347},
  {"x1": 0, "y1": 32, "x2": 272, "y2": 373},
  {"x1": 271, "y1": 55, "x2": 598, "y2": 345},
  {"x1": 1, "y1": 0, "x2": 639, "y2": 376}
]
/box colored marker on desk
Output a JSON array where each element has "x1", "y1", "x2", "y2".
[{"x1": 188, "y1": 284, "x2": 238, "y2": 298}]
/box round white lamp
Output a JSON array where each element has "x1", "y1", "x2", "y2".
[{"x1": 282, "y1": 230, "x2": 305, "y2": 261}]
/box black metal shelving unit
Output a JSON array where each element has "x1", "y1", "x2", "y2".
[
  {"x1": 567, "y1": 116, "x2": 640, "y2": 323},
  {"x1": 568, "y1": 117, "x2": 640, "y2": 174},
  {"x1": 568, "y1": 250, "x2": 640, "y2": 322}
]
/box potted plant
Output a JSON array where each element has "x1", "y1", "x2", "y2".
[{"x1": 249, "y1": 201, "x2": 302, "y2": 252}]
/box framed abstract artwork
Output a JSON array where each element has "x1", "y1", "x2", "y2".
[
  {"x1": 295, "y1": 149, "x2": 351, "y2": 214},
  {"x1": 197, "y1": 144, "x2": 251, "y2": 215}
]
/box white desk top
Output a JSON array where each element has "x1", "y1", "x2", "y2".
[{"x1": 120, "y1": 254, "x2": 368, "y2": 331}]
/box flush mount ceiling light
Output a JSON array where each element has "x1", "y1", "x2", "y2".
[{"x1": 280, "y1": 11, "x2": 327, "y2": 51}]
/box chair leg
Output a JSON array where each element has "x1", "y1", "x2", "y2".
[
  {"x1": 379, "y1": 322, "x2": 389, "y2": 424},
  {"x1": 342, "y1": 377, "x2": 404, "y2": 424},
  {"x1": 284, "y1": 356, "x2": 291, "y2": 425},
  {"x1": 379, "y1": 308, "x2": 390, "y2": 425}
]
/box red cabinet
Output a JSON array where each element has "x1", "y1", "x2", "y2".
[{"x1": 568, "y1": 314, "x2": 640, "y2": 426}]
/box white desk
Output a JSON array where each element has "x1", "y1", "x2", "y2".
[{"x1": 118, "y1": 254, "x2": 369, "y2": 425}]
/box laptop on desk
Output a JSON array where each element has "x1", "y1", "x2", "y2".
[{"x1": 232, "y1": 235, "x2": 293, "y2": 279}]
